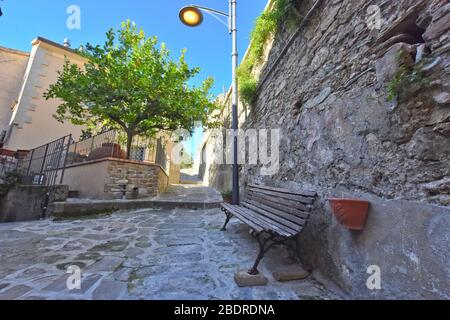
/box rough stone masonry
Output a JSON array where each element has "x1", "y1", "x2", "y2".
[{"x1": 202, "y1": 0, "x2": 450, "y2": 299}]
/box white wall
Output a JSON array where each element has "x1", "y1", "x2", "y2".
[
  {"x1": 4, "y1": 40, "x2": 87, "y2": 150},
  {"x1": 0, "y1": 47, "x2": 29, "y2": 136}
]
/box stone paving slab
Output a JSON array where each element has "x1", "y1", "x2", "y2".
[{"x1": 0, "y1": 207, "x2": 345, "y2": 300}]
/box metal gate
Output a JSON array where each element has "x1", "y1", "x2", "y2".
[{"x1": 17, "y1": 135, "x2": 73, "y2": 186}]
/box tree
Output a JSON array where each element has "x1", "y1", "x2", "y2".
[{"x1": 44, "y1": 20, "x2": 219, "y2": 158}]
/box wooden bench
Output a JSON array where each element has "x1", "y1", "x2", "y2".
[{"x1": 221, "y1": 184, "x2": 317, "y2": 275}]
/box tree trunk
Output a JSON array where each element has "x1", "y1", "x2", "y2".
[{"x1": 126, "y1": 132, "x2": 134, "y2": 160}]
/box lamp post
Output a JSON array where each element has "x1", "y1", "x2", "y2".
[{"x1": 179, "y1": 1, "x2": 239, "y2": 205}]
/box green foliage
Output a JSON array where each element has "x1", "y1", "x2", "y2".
[
  {"x1": 1, "y1": 170, "x2": 22, "y2": 195},
  {"x1": 221, "y1": 190, "x2": 233, "y2": 203},
  {"x1": 237, "y1": 0, "x2": 300, "y2": 106},
  {"x1": 180, "y1": 150, "x2": 194, "y2": 169},
  {"x1": 180, "y1": 160, "x2": 193, "y2": 170},
  {"x1": 44, "y1": 20, "x2": 220, "y2": 158},
  {"x1": 80, "y1": 129, "x2": 93, "y2": 140},
  {"x1": 221, "y1": 190, "x2": 233, "y2": 198},
  {"x1": 237, "y1": 70, "x2": 258, "y2": 106},
  {"x1": 387, "y1": 53, "x2": 431, "y2": 102}
]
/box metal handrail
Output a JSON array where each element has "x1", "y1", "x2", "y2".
[{"x1": 15, "y1": 130, "x2": 168, "y2": 186}]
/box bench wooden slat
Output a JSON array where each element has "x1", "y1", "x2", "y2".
[
  {"x1": 247, "y1": 189, "x2": 312, "y2": 212},
  {"x1": 246, "y1": 190, "x2": 311, "y2": 218},
  {"x1": 238, "y1": 204, "x2": 299, "y2": 236},
  {"x1": 232, "y1": 210, "x2": 267, "y2": 234},
  {"x1": 221, "y1": 203, "x2": 265, "y2": 233},
  {"x1": 242, "y1": 200, "x2": 306, "y2": 231},
  {"x1": 246, "y1": 189, "x2": 312, "y2": 213},
  {"x1": 249, "y1": 184, "x2": 317, "y2": 197},
  {"x1": 221, "y1": 184, "x2": 316, "y2": 240},
  {"x1": 223, "y1": 203, "x2": 294, "y2": 236},
  {"x1": 223, "y1": 203, "x2": 295, "y2": 236},
  {"x1": 245, "y1": 194, "x2": 309, "y2": 223},
  {"x1": 223, "y1": 203, "x2": 293, "y2": 236},
  {"x1": 247, "y1": 187, "x2": 314, "y2": 204}
]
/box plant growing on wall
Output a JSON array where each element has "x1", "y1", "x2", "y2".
[
  {"x1": 0, "y1": 170, "x2": 22, "y2": 196},
  {"x1": 237, "y1": 0, "x2": 300, "y2": 106},
  {"x1": 44, "y1": 20, "x2": 220, "y2": 159},
  {"x1": 387, "y1": 52, "x2": 431, "y2": 102}
]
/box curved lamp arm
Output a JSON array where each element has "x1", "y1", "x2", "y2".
[{"x1": 189, "y1": 5, "x2": 231, "y2": 32}]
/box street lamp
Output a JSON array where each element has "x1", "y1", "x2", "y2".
[
  {"x1": 179, "y1": 1, "x2": 239, "y2": 205},
  {"x1": 179, "y1": 6, "x2": 203, "y2": 27}
]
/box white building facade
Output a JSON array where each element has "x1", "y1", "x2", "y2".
[{"x1": 0, "y1": 37, "x2": 86, "y2": 151}]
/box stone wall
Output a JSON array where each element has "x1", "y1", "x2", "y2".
[
  {"x1": 168, "y1": 162, "x2": 181, "y2": 185},
  {"x1": 106, "y1": 160, "x2": 168, "y2": 199},
  {"x1": 63, "y1": 158, "x2": 169, "y2": 200},
  {"x1": 0, "y1": 185, "x2": 68, "y2": 222},
  {"x1": 248, "y1": 0, "x2": 450, "y2": 206},
  {"x1": 202, "y1": 0, "x2": 450, "y2": 299},
  {"x1": 158, "y1": 165, "x2": 169, "y2": 194},
  {"x1": 198, "y1": 127, "x2": 233, "y2": 193}
]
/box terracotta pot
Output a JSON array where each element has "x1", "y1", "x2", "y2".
[
  {"x1": 87, "y1": 143, "x2": 126, "y2": 161},
  {"x1": 222, "y1": 195, "x2": 232, "y2": 204},
  {"x1": 329, "y1": 199, "x2": 370, "y2": 231}
]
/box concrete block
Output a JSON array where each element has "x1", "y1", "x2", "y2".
[
  {"x1": 271, "y1": 265, "x2": 310, "y2": 282},
  {"x1": 234, "y1": 271, "x2": 268, "y2": 287}
]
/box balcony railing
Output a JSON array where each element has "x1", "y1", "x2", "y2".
[
  {"x1": 16, "y1": 130, "x2": 169, "y2": 186},
  {"x1": 65, "y1": 130, "x2": 160, "y2": 166}
]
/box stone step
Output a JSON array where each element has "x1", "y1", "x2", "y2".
[
  {"x1": 49, "y1": 198, "x2": 222, "y2": 220},
  {"x1": 180, "y1": 180, "x2": 203, "y2": 185}
]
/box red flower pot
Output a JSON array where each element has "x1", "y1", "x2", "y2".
[
  {"x1": 222, "y1": 195, "x2": 232, "y2": 204},
  {"x1": 329, "y1": 199, "x2": 370, "y2": 231}
]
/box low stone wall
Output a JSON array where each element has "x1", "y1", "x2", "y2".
[
  {"x1": 0, "y1": 185, "x2": 68, "y2": 222},
  {"x1": 168, "y1": 163, "x2": 181, "y2": 185},
  {"x1": 158, "y1": 165, "x2": 169, "y2": 194},
  {"x1": 62, "y1": 158, "x2": 169, "y2": 200}
]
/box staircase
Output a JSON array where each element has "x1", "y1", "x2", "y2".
[{"x1": 180, "y1": 168, "x2": 203, "y2": 185}]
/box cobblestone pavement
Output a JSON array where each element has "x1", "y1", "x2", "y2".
[{"x1": 0, "y1": 208, "x2": 343, "y2": 300}]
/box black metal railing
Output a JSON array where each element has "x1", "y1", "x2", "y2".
[
  {"x1": 14, "y1": 130, "x2": 169, "y2": 186},
  {"x1": 18, "y1": 135, "x2": 73, "y2": 186},
  {"x1": 65, "y1": 130, "x2": 158, "y2": 167}
]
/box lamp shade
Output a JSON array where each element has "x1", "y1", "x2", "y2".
[{"x1": 179, "y1": 6, "x2": 203, "y2": 27}]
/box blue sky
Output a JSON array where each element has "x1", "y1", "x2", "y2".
[
  {"x1": 0, "y1": 0, "x2": 267, "y2": 157},
  {"x1": 0, "y1": 0, "x2": 266, "y2": 94}
]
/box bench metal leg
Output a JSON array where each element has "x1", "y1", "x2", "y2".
[
  {"x1": 248, "y1": 233, "x2": 264, "y2": 275},
  {"x1": 248, "y1": 233, "x2": 277, "y2": 275},
  {"x1": 285, "y1": 236, "x2": 301, "y2": 262},
  {"x1": 249, "y1": 251, "x2": 265, "y2": 275},
  {"x1": 294, "y1": 234, "x2": 302, "y2": 262},
  {"x1": 221, "y1": 209, "x2": 233, "y2": 231},
  {"x1": 248, "y1": 234, "x2": 301, "y2": 275}
]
